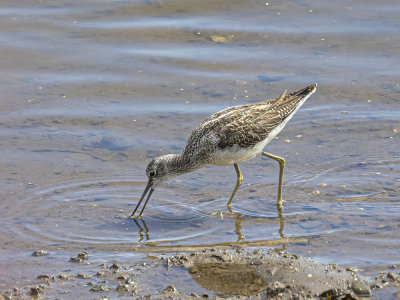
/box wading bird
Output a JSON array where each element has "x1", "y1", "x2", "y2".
[{"x1": 131, "y1": 84, "x2": 317, "y2": 218}]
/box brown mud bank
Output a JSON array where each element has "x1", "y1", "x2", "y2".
[{"x1": 2, "y1": 247, "x2": 399, "y2": 299}]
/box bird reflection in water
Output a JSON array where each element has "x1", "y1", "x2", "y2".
[
  {"x1": 130, "y1": 202, "x2": 285, "y2": 245},
  {"x1": 132, "y1": 218, "x2": 150, "y2": 242},
  {"x1": 229, "y1": 202, "x2": 285, "y2": 244}
]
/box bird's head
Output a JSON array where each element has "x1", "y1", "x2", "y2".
[
  {"x1": 130, "y1": 154, "x2": 181, "y2": 218},
  {"x1": 145, "y1": 155, "x2": 178, "y2": 188}
]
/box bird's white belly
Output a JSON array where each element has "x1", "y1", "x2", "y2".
[
  {"x1": 212, "y1": 146, "x2": 258, "y2": 166},
  {"x1": 211, "y1": 138, "x2": 270, "y2": 166}
]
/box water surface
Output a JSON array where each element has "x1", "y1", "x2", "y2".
[{"x1": 0, "y1": 0, "x2": 399, "y2": 297}]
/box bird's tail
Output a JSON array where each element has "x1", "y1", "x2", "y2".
[
  {"x1": 290, "y1": 83, "x2": 317, "y2": 98},
  {"x1": 270, "y1": 83, "x2": 317, "y2": 119}
]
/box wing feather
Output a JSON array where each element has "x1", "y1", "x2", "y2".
[{"x1": 183, "y1": 84, "x2": 316, "y2": 157}]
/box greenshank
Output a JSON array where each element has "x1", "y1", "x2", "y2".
[{"x1": 131, "y1": 83, "x2": 317, "y2": 218}]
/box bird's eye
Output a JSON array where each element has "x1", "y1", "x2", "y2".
[{"x1": 149, "y1": 170, "x2": 156, "y2": 177}]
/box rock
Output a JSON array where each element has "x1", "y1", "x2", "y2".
[
  {"x1": 110, "y1": 263, "x2": 119, "y2": 272},
  {"x1": 32, "y1": 250, "x2": 48, "y2": 257},
  {"x1": 125, "y1": 278, "x2": 136, "y2": 285},
  {"x1": 70, "y1": 251, "x2": 88, "y2": 262},
  {"x1": 116, "y1": 283, "x2": 130, "y2": 294},
  {"x1": 117, "y1": 274, "x2": 130, "y2": 281},
  {"x1": 30, "y1": 285, "x2": 45, "y2": 295},
  {"x1": 77, "y1": 251, "x2": 88, "y2": 259},
  {"x1": 234, "y1": 80, "x2": 247, "y2": 86},
  {"x1": 319, "y1": 289, "x2": 354, "y2": 299},
  {"x1": 387, "y1": 272, "x2": 398, "y2": 281},
  {"x1": 267, "y1": 281, "x2": 286, "y2": 296},
  {"x1": 370, "y1": 283, "x2": 383, "y2": 289},
  {"x1": 209, "y1": 35, "x2": 228, "y2": 43},
  {"x1": 77, "y1": 273, "x2": 92, "y2": 279},
  {"x1": 58, "y1": 272, "x2": 73, "y2": 280},
  {"x1": 352, "y1": 278, "x2": 372, "y2": 297},
  {"x1": 91, "y1": 285, "x2": 109, "y2": 292},
  {"x1": 310, "y1": 190, "x2": 320, "y2": 196},
  {"x1": 70, "y1": 257, "x2": 82, "y2": 262},
  {"x1": 162, "y1": 284, "x2": 177, "y2": 293}
]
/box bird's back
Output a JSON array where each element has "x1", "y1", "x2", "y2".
[{"x1": 182, "y1": 84, "x2": 317, "y2": 166}]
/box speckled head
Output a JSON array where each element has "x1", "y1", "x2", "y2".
[{"x1": 130, "y1": 154, "x2": 183, "y2": 218}]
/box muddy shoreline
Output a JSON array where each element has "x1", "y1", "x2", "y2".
[
  {"x1": 1, "y1": 0, "x2": 400, "y2": 299},
  {"x1": 2, "y1": 247, "x2": 399, "y2": 299}
]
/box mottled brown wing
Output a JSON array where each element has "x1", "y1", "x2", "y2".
[
  {"x1": 215, "y1": 85, "x2": 314, "y2": 149},
  {"x1": 215, "y1": 107, "x2": 282, "y2": 148},
  {"x1": 184, "y1": 84, "x2": 316, "y2": 154}
]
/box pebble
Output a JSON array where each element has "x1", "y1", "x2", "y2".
[
  {"x1": 117, "y1": 274, "x2": 130, "y2": 281},
  {"x1": 371, "y1": 283, "x2": 383, "y2": 289},
  {"x1": 77, "y1": 273, "x2": 92, "y2": 279},
  {"x1": 310, "y1": 190, "x2": 320, "y2": 196},
  {"x1": 162, "y1": 284, "x2": 177, "y2": 293},
  {"x1": 78, "y1": 251, "x2": 88, "y2": 259},
  {"x1": 70, "y1": 251, "x2": 88, "y2": 262},
  {"x1": 30, "y1": 285, "x2": 45, "y2": 295},
  {"x1": 59, "y1": 272, "x2": 73, "y2": 280},
  {"x1": 209, "y1": 35, "x2": 232, "y2": 43},
  {"x1": 116, "y1": 283, "x2": 130, "y2": 294},
  {"x1": 351, "y1": 279, "x2": 372, "y2": 296},
  {"x1": 267, "y1": 281, "x2": 286, "y2": 296},
  {"x1": 252, "y1": 249, "x2": 263, "y2": 255},
  {"x1": 91, "y1": 285, "x2": 109, "y2": 292},
  {"x1": 32, "y1": 250, "x2": 49, "y2": 257},
  {"x1": 387, "y1": 272, "x2": 398, "y2": 281},
  {"x1": 234, "y1": 80, "x2": 247, "y2": 86},
  {"x1": 125, "y1": 278, "x2": 136, "y2": 285}
]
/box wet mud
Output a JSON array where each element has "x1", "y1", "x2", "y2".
[
  {"x1": 2, "y1": 248, "x2": 399, "y2": 299},
  {"x1": 1, "y1": 0, "x2": 399, "y2": 299}
]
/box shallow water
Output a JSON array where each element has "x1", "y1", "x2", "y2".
[{"x1": 1, "y1": 0, "x2": 399, "y2": 297}]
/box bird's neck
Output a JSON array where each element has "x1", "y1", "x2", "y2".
[{"x1": 164, "y1": 152, "x2": 201, "y2": 176}]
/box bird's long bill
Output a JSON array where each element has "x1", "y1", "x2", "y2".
[{"x1": 130, "y1": 181, "x2": 154, "y2": 218}]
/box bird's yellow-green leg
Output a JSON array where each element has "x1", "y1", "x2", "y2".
[
  {"x1": 227, "y1": 163, "x2": 243, "y2": 208},
  {"x1": 261, "y1": 152, "x2": 285, "y2": 206}
]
